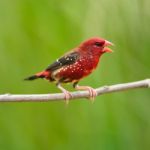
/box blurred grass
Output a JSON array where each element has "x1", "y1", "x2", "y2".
[{"x1": 0, "y1": 0, "x2": 150, "y2": 150}]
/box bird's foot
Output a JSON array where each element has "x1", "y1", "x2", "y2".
[
  {"x1": 57, "y1": 82, "x2": 72, "y2": 105},
  {"x1": 85, "y1": 86, "x2": 97, "y2": 103},
  {"x1": 63, "y1": 90, "x2": 72, "y2": 105},
  {"x1": 74, "y1": 84, "x2": 97, "y2": 103}
]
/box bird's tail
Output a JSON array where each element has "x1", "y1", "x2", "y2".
[{"x1": 24, "y1": 71, "x2": 49, "y2": 81}]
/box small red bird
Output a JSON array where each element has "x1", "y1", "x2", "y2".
[{"x1": 25, "y1": 37, "x2": 113, "y2": 103}]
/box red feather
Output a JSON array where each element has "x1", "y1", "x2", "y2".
[
  {"x1": 24, "y1": 37, "x2": 113, "y2": 101},
  {"x1": 25, "y1": 37, "x2": 113, "y2": 83}
]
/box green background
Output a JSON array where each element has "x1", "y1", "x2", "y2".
[{"x1": 0, "y1": 0, "x2": 150, "y2": 150}]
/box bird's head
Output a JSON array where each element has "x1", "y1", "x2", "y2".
[{"x1": 79, "y1": 37, "x2": 113, "y2": 55}]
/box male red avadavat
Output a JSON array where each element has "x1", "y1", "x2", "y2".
[{"x1": 25, "y1": 37, "x2": 113, "y2": 104}]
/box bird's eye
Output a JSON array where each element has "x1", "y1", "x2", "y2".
[{"x1": 94, "y1": 42, "x2": 103, "y2": 47}]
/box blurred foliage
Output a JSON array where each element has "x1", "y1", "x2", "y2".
[{"x1": 0, "y1": 0, "x2": 150, "y2": 150}]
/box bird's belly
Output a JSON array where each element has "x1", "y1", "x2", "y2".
[{"x1": 52, "y1": 58, "x2": 99, "y2": 83}]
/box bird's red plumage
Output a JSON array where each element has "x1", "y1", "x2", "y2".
[
  {"x1": 25, "y1": 37, "x2": 113, "y2": 102},
  {"x1": 52, "y1": 51, "x2": 101, "y2": 83},
  {"x1": 25, "y1": 37, "x2": 113, "y2": 84}
]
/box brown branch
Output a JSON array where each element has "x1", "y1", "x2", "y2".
[{"x1": 0, "y1": 79, "x2": 149, "y2": 102}]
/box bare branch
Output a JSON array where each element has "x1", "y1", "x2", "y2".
[{"x1": 0, "y1": 79, "x2": 149, "y2": 102}]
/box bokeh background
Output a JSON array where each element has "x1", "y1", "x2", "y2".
[{"x1": 0, "y1": 0, "x2": 150, "y2": 149}]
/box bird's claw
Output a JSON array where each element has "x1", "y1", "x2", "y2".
[
  {"x1": 63, "y1": 90, "x2": 72, "y2": 105},
  {"x1": 74, "y1": 84, "x2": 97, "y2": 103},
  {"x1": 86, "y1": 87, "x2": 97, "y2": 103},
  {"x1": 57, "y1": 83, "x2": 72, "y2": 105}
]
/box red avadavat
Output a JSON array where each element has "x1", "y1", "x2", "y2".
[{"x1": 25, "y1": 37, "x2": 113, "y2": 104}]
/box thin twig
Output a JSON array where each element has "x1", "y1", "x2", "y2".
[{"x1": 0, "y1": 79, "x2": 149, "y2": 102}]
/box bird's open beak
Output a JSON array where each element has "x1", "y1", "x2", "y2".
[{"x1": 103, "y1": 40, "x2": 114, "y2": 53}]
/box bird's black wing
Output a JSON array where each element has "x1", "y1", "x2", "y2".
[{"x1": 45, "y1": 51, "x2": 80, "y2": 71}]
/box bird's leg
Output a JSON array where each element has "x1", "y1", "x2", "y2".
[
  {"x1": 73, "y1": 82, "x2": 97, "y2": 102},
  {"x1": 56, "y1": 82, "x2": 72, "y2": 104}
]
